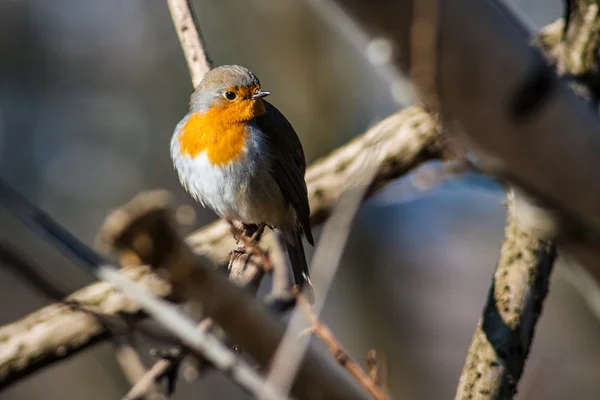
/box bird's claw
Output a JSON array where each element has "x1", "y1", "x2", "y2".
[
  {"x1": 229, "y1": 246, "x2": 247, "y2": 256},
  {"x1": 227, "y1": 246, "x2": 247, "y2": 272}
]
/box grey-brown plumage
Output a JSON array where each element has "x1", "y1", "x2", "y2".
[
  {"x1": 257, "y1": 102, "x2": 314, "y2": 292},
  {"x1": 170, "y1": 65, "x2": 314, "y2": 298}
]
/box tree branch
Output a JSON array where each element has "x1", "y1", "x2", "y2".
[
  {"x1": 98, "y1": 190, "x2": 369, "y2": 400},
  {"x1": 0, "y1": 264, "x2": 171, "y2": 389},
  {"x1": 313, "y1": 1, "x2": 600, "y2": 398},
  {"x1": 329, "y1": 0, "x2": 600, "y2": 285},
  {"x1": 0, "y1": 104, "x2": 439, "y2": 389},
  {"x1": 295, "y1": 292, "x2": 389, "y2": 400},
  {"x1": 166, "y1": 0, "x2": 212, "y2": 87},
  {"x1": 454, "y1": 191, "x2": 557, "y2": 398},
  {"x1": 452, "y1": 0, "x2": 600, "y2": 396},
  {"x1": 187, "y1": 105, "x2": 440, "y2": 265}
]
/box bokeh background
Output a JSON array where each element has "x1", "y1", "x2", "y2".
[{"x1": 2, "y1": 0, "x2": 598, "y2": 399}]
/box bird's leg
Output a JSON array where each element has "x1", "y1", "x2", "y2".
[
  {"x1": 228, "y1": 223, "x2": 267, "y2": 272},
  {"x1": 242, "y1": 223, "x2": 258, "y2": 240},
  {"x1": 227, "y1": 248, "x2": 246, "y2": 272},
  {"x1": 249, "y1": 223, "x2": 267, "y2": 243},
  {"x1": 229, "y1": 247, "x2": 247, "y2": 256},
  {"x1": 242, "y1": 223, "x2": 267, "y2": 244}
]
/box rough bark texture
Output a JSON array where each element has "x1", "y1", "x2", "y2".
[
  {"x1": 332, "y1": 0, "x2": 600, "y2": 287},
  {"x1": 454, "y1": 1, "x2": 600, "y2": 398},
  {"x1": 187, "y1": 105, "x2": 440, "y2": 265},
  {"x1": 454, "y1": 193, "x2": 557, "y2": 399},
  {"x1": 0, "y1": 105, "x2": 440, "y2": 389},
  {"x1": 98, "y1": 191, "x2": 370, "y2": 400},
  {"x1": 0, "y1": 266, "x2": 170, "y2": 388}
]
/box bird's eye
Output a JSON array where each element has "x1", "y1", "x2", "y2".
[{"x1": 224, "y1": 91, "x2": 236, "y2": 100}]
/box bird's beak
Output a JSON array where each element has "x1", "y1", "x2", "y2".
[{"x1": 252, "y1": 90, "x2": 271, "y2": 99}]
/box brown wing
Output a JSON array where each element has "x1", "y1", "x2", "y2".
[{"x1": 256, "y1": 101, "x2": 314, "y2": 246}]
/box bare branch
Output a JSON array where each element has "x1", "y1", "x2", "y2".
[
  {"x1": 97, "y1": 266, "x2": 287, "y2": 400},
  {"x1": 123, "y1": 358, "x2": 174, "y2": 400},
  {"x1": 328, "y1": 0, "x2": 600, "y2": 285},
  {"x1": 122, "y1": 319, "x2": 212, "y2": 400},
  {"x1": 187, "y1": 105, "x2": 441, "y2": 266},
  {"x1": 98, "y1": 190, "x2": 370, "y2": 400},
  {"x1": 0, "y1": 186, "x2": 282, "y2": 398},
  {"x1": 295, "y1": 292, "x2": 389, "y2": 400},
  {"x1": 166, "y1": 0, "x2": 212, "y2": 87},
  {"x1": 0, "y1": 104, "x2": 438, "y2": 389},
  {"x1": 453, "y1": 2, "x2": 599, "y2": 396},
  {"x1": 366, "y1": 350, "x2": 385, "y2": 386},
  {"x1": 113, "y1": 340, "x2": 150, "y2": 389},
  {"x1": 263, "y1": 145, "x2": 381, "y2": 397},
  {"x1": 0, "y1": 263, "x2": 170, "y2": 389},
  {"x1": 454, "y1": 191, "x2": 557, "y2": 399}
]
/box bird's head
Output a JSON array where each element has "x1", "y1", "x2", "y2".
[{"x1": 189, "y1": 65, "x2": 270, "y2": 122}]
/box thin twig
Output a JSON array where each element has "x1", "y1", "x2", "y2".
[
  {"x1": 409, "y1": 0, "x2": 440, "y2": 110},
  {"x1": 113, "y1": 340, "x2": 151, "y2": 389},
  {"x1": 123, "y1": 319, "x2": 213, "y2": 400},
  {"x1": 296, "y1": 292, "x2": 389, "y2": 400},
  {"x1": 262, "y1": 146, "x2": 383, "y2": 398},
  {"x1": 366, "y1": 350, "x2": 379, "y2": 385},
  {"x1": 99, "y1": 267, "x2": 288, "y2": 400},
  {"x1": 99, "y1": 190, "x2": 368, "y2": 400},
  {"x1": 166, "y1": 0, "x2": 212, "y2": 87}
]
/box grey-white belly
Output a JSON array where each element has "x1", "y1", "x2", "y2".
[{"x1": 170, "y1": 130, "x2": 291, "y2": 226}]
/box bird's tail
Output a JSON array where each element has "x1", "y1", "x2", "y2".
[{"x1": 286, "y1": 231, "x2": 314, "y2": 303}]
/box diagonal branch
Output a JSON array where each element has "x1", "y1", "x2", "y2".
[
  {"x1": 166, "y1": 0, "x2": 212, "y2": 87},
  {"x1": 0, "y1": 104, "x2": 439, "y2": 390},
  {"x1": 188, "y1": 105, "x2": 441, "y2": 265},
  {"x1": 328, "y1": 0, "x2": 600, "y2": 285},
  {"x1": 295, "y1": 292, "x2": 389, "y2": 400},
  {"x1": 453, "y1": 0, "x2": 600, "y2": 396},
  {"x1": 97, "y1": 190, "x2": 369, "y2": 400},
  {"x1": 263, "y1": 146, "x2": 382, "y2": 398}
]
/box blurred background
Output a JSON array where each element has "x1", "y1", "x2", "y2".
[{"x1": 2, "y1": 0, "x2": 597, "y2": 399}]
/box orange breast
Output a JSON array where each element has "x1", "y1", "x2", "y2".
[{"x1": 178, "y1": 97, "x2": 266, "y2": 167}]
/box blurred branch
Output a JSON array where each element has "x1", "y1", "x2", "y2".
[
  {"x1": 328, "y1": 0, "x2": 600, "y2": 286},
  {"x1": 310, "y1": 0, "x2": 600, "y2": 398},
  {"x1": 98, "y1": 190, "x2": 369, "y2": 400},
  {"x1": 113, "y1": 340, "x2": 150, "y2": 390},
  {"x1": 0, "y1": 184, "x2": 280, "y2": 398},
  {"x1": 454, "y1": 1, "x2": 600, "y2": 397},
  {"x1": 123, "y1": 320, "x2": 212, "y2": 400},
  {"x1": 263, "y1": 147, "x2": 381, "y2": 397},
  {"x1": 0, "y1": 101, "x2": 438, "y2": 392},
  {"x1": 122, "y1": 220, "x2": 281, "y2": 400},
  {"x1": 295, "y1": 292, "x2": 389, "y2": 400},
  {"x1": 188, "y1": 105, "x2": 441, "y2": 265}
]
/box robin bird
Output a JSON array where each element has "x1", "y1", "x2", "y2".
[{"x1": 170, "y1": 64, "x2": 314, "y2": 298}]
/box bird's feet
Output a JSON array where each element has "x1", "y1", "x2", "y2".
[
  {"x1": 242, "y1": 223, "x2": 267, "y2": 244},
  {"x1": 229, "y1": 246, "x2": 247, "y2": 256},
  {"x1": 227, "y1": 246, "x2": 247, "y2": 272}
]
